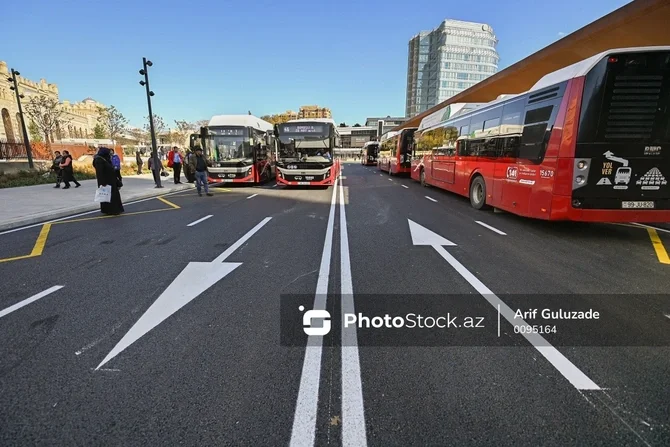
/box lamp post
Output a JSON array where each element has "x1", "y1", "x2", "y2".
[
  {"x1": 6, "y1": 69, "x2": 34, "y2": 169},
  {"x1": 139, "y1": 57, "x2": 161, "y2": 188}
]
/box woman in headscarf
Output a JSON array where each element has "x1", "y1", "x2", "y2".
[{"x1": 92, "y1": 147, "x2": 124, "y2": 215}]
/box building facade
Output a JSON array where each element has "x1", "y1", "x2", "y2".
[
  {"x1": 298, "y1": 105, "x2": 332, "y2": 119},
  {"x1": 405, "y1": 20, "x2": 499, "y2": 117},
  {"x1": 365, "y1": 116, "x2": 409, "y2": 135},
  {"x1": 0, "y1": 61, "x2": 106, "y2": 143}
]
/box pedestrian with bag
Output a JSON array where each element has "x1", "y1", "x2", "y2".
[
  {"x1": 189, "y1": 147, "x2": 213, "y2": 196},
  {"x1": 92, "y1": 147, "x2": 124, "y2": 215},
  {"x1": 148, "y1": 153, "x2": 163, "y2": 187}
]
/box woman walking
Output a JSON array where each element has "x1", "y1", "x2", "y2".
[
  {"x1": 92, "y1": 147, "x2": 124, "y2": 215},
  {"x1": 59, "y1": 150, "x2": 81, "y2": 188}
]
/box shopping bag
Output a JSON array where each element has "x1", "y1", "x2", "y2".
[{"x1": 94, "y1": 185, "x2": 112, "y2": 203}]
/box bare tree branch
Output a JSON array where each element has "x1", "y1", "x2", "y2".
[
  {"x1": 23, "y1": 95, "x2": 69, "y2": 147},
  {"x1": 97, "y1": 105, "x2": 128, "y2": 144}
]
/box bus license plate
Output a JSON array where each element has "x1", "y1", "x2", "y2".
[
  {"x1": 622, "y1": 201, "x2": 654, "y2": 209},
  {"x1": 219, "y1": 179, "x2": 232, "y2": 182},
  {"x1": 297, "y1": 182, "x2": 310, "y2": 185}
]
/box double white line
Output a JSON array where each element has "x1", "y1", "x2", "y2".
[{"x1": 290, "y1": 177, "x2": 367, "y2": 446}]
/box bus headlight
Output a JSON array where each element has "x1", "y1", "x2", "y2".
[
  {"x1": 247, "y1": 167, "x2": 253, "y2": 175},
  {"x1": 576, "y1": 175, "x2": 585, "y2": 184}
]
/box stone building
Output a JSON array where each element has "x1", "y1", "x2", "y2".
[
  {"x1": 298, "y1": 105, "x2": 332, "y2": 119},
  {"x1": 0, "y1": 61, "x2": 107, "y2": 143}
]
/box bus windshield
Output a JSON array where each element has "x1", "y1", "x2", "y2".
[{"x1": 210, "y1": 127, "x2": 251, "y2": 160}]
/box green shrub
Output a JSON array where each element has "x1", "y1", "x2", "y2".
[{"x1": 0, "y1": 168, "x2": 96, "y2": 188}]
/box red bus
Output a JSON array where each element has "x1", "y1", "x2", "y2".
[
  {"x1": 204, "y1": 115, "x2": 276, "y2": 185},
  {"x1": 274, "y1": 119, "x2": 341, "y2": 187},
  {"x1": 378, "y1": 128, "x2": 417, "y2": 175},
  {"x1": 410, "y1": 46, "x2": 670, "y2": 222},
  {"x1": 361, "y1": 141, "x2": 380, "y2": 166}
]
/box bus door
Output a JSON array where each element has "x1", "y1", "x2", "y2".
[{"x1": 430, "y1": 146, "x2": 456, "y2": 185}]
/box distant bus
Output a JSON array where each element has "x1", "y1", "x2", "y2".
[
  {"x1": 361, "y1": 141, "x2": 380, "y2": 166},
  {"x1": 274, "y1": 118, "x2": 341, "y2": 187},
  {"x1": 378, "y1": 128, "x2": 416, "y2": 175},
  {"x1": 410, "y1": 46, "x2": 670, "y2": 222},
  {"x1": 205, "y1": 115, "x2": 276, "y2": 184}
]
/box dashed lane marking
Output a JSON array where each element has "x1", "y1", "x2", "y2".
[
  {"x1": 187, "y1": 215, "x2": 213, "y2": 227},
  {"x1": 425, "y1": 196, "x2": 437, "y2": 202},
  {"x1": 475, "y1": 221, "x2": 507, "y2": 235},
  {"x1": 247, "y1": 194, "x2": 258, "y2": 199},
  {"x1": 0, "y1": 285, "x2": 64, "y2": 318},
  {"x1": 402, "y1": 185, "x2": 409, "y2": 189}
]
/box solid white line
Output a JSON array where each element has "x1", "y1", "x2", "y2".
[
  {"x1": 290, "y1": 178, "x2": 339, "y2": 447},
  {"x1": 212, "y1": 217, "x2": 272, "y2": 263},
  {"x1": 475, "y1": 221, "x2": 507, "y2": 235},
  {"x1": 0, "y1": 189, "x2": 188, "y2": 236},
  {"x1": 339, "y1": 176, "x2": 367, "y2": 446},
  {"x1": 497, "y1": 304, "x2": 501, "y2": 337},
  {"x1": 0, "y1": 285, "x2": 64, "y2": 319},
  {"x1": 246, "y1": 194, "x2": 258, "y2": 199},
  {"x1": 187, "y1": 215, "x2": 213, "y2": 227},
  {"x1": 402, "y1": 185, "x2": 409, "y2": 189},
  {"x1": 425, "y1": 196, "x2": 437, "y2": 202},
  {"x1": 432, "y1": 245, "x2": 600, "y2": 390},
  {"x1": 632, "y1": 222, "x2": 670, "y2": 234}
]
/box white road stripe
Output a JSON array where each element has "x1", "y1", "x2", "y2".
[
  {"x1": 632, "y1": 223, "x2": 670, "y2": 234},
  {"x1": 290, "y1": 178, "x2": 339, "y2": 447},
  {"x1": 433, "y1": 245, "x2": 600, "y2": 390},
  {"x1": 246, "y1": 194, "x2": 258, "y2": 199},
  {"x1": 379, "y1": 174, "x2": 383, "y2": 176},
  {"x1": 475, "y1": 221, "x2": 507, "y2": 235},
  {"x1": 425, "y1": 196, "x2": 437, "y2": 202},
  {"x1": 388, "y1": 178, "x2": 393, "y2": 182},
  {"x1": 339, "y1": 177, "x2": 367, "y2": 446},
  {"x1": 187, "y1": 215, "x2": 213, "y2": 227},
  {"x1": 402, "y1": 185, "x2": 409, "y2": 189},
  {"x1": 273, "y1": 184, "x2": 278, "y2": 188},
  {"x1": 0, "y1": 285, "x2": 64, "y2": 319},
  {"x1": 0, "y1": 189, "x2": 188, "y2": 236}
]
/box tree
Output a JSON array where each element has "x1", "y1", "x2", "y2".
[
  {"x1": 144, "y1": 115, "x2": 166, "y2": 142},
  {"x1": 125, "y1": 126, "x2": 148, "y2": 145},
  {"x1": 353, "y1": 123, "x2": 361, "y2": 127},
  {"x1": 93, "y1": 124, "x2": 106, "y2": 139},
  {"x1": 194, "y1": 119, "x2": 209, "y2": 129},
  {"x1": 28, "y1": 121, "x2": 42, "y2": 142},
  {"x1": 97, "y1": 105, "x2": 128, "y2": 144},
  {"x1": 173, "y1": 120, "x2": 195, "y2": 147},
  {"x1": 23, "y1": 94, "x2": 67, "y2": 147},
  {"x1": 339, "y1": 123, "x2": 347, "y2": 127}
]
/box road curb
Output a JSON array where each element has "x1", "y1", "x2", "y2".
[{"x1": 0, "y1": 183, "x2": 194, "y2": 232}]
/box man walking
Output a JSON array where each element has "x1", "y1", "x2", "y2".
[
  {"x1": 136, "y1": 149, "x2": 143, "y2": 174},
  {"x1": 189, "y1": 147, "x2": 213, "y2": 196},
  {"x1": 148, "y1": 153, "x2": 163, "y2": 188},
  {"x1": 51, "y1": 151, "x2": 63, "y2": 188}
]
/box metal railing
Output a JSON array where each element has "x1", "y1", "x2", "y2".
[{"x1": 0, "y1": 141, "x2": 28, "y2": 160}]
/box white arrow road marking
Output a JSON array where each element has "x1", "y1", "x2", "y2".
[
  {"x1": 0, "y1": 285, "x2": 64, "y2": 319},
  {"x1": 95, "y1": 217, "x2": 272, "y2": 370},
  {"x1": 290, "y1": 178, "x2": 339, "y2": 447},
  {"x1": 339, "y1": 177, "x2": 367, "y2": 446},
  {"x1": 407, "y1": 219, "x2": 600, "y2": 390},
  {"x1": 187, "y1": 215, "x2": 213, "y2": 227}
]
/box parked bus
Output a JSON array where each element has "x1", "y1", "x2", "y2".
[
  {"x1": 378, "y1": 127, "x2": 417, "y2": 175},
  {"x1": 205, "y1": 115, "x2": 276, "y2": 184},
  {"x1": 274, "y1": 118, "x2": 341, "y2": 187},
  {"x1": 361, "y1": 141, "x2": 380, "y2": 166},
  {"x1": 410, "y1": 46, "x2": 670, "y2": 222}
]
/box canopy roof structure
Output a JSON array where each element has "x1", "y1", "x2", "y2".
[{"x1": 397, "y1": 0, "x2": 670, "y2": 131}]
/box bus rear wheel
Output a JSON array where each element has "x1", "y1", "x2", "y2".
[{"x1": 469, "y1": 176, "x2": 488, "y2": 210}]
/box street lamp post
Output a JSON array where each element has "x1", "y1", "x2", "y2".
[
  {"x1": 139, "y1": 57, "x2": 162, "y2": 188},
  {"x1": 6, "y1": 69, "x2": 34, "y2": 169}
]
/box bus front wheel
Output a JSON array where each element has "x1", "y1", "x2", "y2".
[{"x1": 469, "y1": 176, "x2": 488, "y2": 210}]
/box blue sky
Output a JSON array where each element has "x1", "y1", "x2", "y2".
[{"x1": 2, "y1": 0, "x2": 630, "y2": 128}]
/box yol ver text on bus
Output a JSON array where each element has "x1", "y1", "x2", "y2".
[
  {"x1": 198, "y1": 115, "x2": 276, "y2": 185},
  {"x1": 410, "y1": 46, "x2": 670, "y2": 222},
  {"x1": 274, "y1": 118, "x2": 341, "y2": 187}
]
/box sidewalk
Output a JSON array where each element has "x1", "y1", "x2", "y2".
[{"x1": 0, "y1": 173, "x2": 193, "y2": 231}]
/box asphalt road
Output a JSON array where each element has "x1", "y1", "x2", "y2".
[{"x1": 1, "y1": 161, "x2": 669, "y2": 446}]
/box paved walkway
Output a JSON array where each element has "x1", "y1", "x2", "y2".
[{"x1": 0, "y1": 173, "x2": 193, "y2": 231}]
